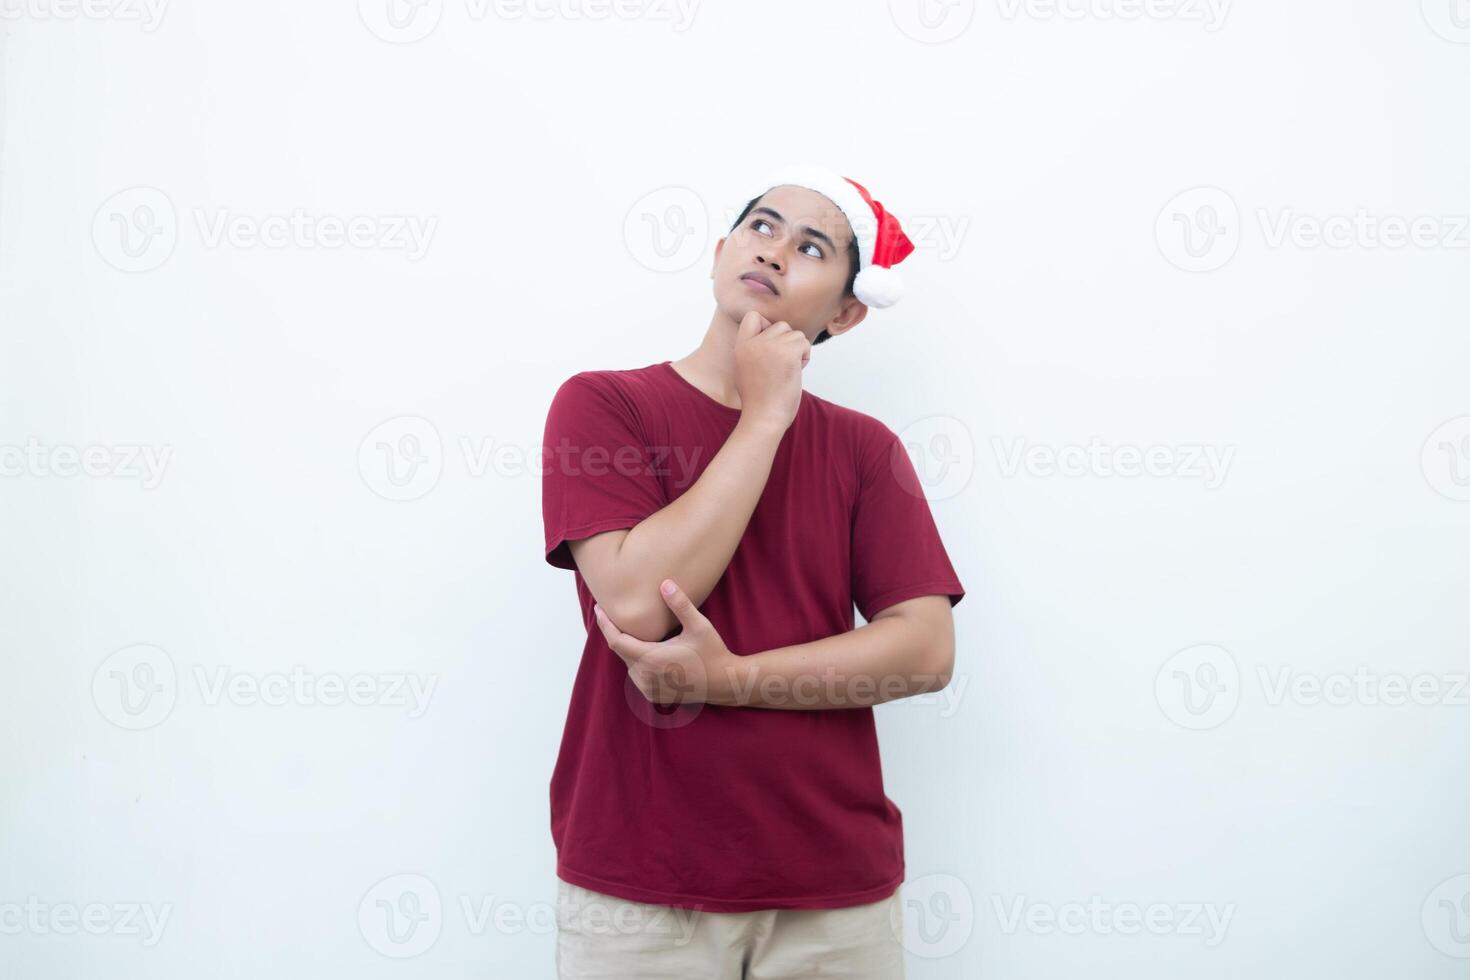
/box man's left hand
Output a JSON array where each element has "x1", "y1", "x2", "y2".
[{"x1": 593, "y1": 578, "x2": 742, "y2": 707}]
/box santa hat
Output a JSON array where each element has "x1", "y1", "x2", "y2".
[{"x1": 739, "y1": 165, "x2": 915, "y2": 309}]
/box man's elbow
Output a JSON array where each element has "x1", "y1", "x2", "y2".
[
  {"x1": 599, "y1": 596, "x2": 678, "y2": 643},
  {"x1": 924, "y1": 647, "x2": 954, "y2": 691},
  {"x1": 923, "y1": 625, "x2": 956, "y2": 690}
]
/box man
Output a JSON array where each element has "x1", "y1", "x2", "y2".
[{"x1": 541, "y1": 164, "x2": 965, "y2": 979}]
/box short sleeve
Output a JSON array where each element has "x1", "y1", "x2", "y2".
[
  {"x1": 541, "y1": 373, "x2": 667, "y2": 571},
  {"x1": 850, "y1": 423, "x2": 966, "y2": 622}
]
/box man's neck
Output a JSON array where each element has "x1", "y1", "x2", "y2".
[{"x1": 669, "y1": 308, "x2": 743, "y2": 410}]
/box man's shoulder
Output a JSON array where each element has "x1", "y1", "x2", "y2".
[
  {"x1": 801, "y1": 389, "x2": 896, "y2": 445},
  {"x1": 554, "y1": 362, "x2": 666, "y2": 404},
  {"x1": 560, "y1": 361, "x2": 663, "y2": 387}
]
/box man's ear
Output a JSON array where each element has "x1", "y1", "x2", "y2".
[{"x1": 824, "y1": 296, "x2": 869, "y2": 339}]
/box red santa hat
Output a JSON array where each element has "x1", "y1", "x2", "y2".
[{"x1": 740, "y1": 165, "x2": 915, "y2": 309}]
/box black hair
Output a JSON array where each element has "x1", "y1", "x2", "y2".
[{"x1": 728, "y1": 193, "x2": 861, "y2": 346}]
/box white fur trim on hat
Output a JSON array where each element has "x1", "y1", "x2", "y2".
[{"x1": 852, "y1": 263, "x2": 904, "y2": 309}]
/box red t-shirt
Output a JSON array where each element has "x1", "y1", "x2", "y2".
[{"x1": 540, "y1": 359, "x2": 965, "y2": 912}]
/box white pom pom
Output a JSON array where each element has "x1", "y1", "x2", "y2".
[{"x1": 853, "y1": 264, "x2": 904, "y2": 309}]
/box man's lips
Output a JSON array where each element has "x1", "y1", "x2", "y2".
[{"x1": 740, "y1": 272, "x2": 778, "y2": 295}]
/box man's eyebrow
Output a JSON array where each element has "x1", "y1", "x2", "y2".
[{"x1": 747, "y1": 206, "x2": 839, "y2": 252}]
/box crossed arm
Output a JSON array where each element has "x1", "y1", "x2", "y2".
[
  {"x1": 567, "y1": 412, "x2": 789, "y2": 641},
  {"x1": 567, "y1": 415, "x2": 955, "y2": 709},
  {"x1": 715, "y1": 594, "x2": 955, "y2": 709},
  {"x1": 593, "y1": 583, "x2": 955, "y2": 710}
]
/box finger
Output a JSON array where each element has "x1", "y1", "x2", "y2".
[
  {"x1": 593, "y1": 603, "x2": 652, "y2": 662},
  {"x1": 656, "y1": 579, "x2": 708, "y2": 634},
  {"x1": 738, "y1": 309, "x2": 760, "y2": 339},
  {"x1": 591, "y1": 603, "x2": 622, "y2": 650},
  {"x1": 780, "y1": 332, "x2": 811, "y2": 368},
  {"x1": 738, "y1": 310, "x2": 770, "y2": 340},
  {"x1": 780, "y1": 332, "x2": 811, "y2": 358}
]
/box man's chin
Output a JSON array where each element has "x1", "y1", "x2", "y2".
[{"x1": 716, "y1": 292, "x2": 780, "y2": 326}]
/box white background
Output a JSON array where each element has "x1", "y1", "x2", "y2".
[{"x1": 3, "y1": 0, "x2": 1469, "y2": 977}]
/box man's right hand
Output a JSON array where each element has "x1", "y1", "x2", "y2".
[{"x1": 733, "y1": 309, "x2": 812, "y2": 433}]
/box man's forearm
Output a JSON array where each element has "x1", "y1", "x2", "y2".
[
  {"x1": 709, "y1": 615, "x2": 953, "y2": 710},
  {"x1": 611, "y1": 414, "x2": 785, "y2": 638}
]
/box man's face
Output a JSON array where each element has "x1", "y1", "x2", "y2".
[{"x1": 711, "y1": 184, "x2": 866, "y2": 341}]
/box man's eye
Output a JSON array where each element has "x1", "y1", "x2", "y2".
[
  {"x1": 751, "y1": 218, "x2": 772, "y2": 234},
  {"x1": 800, "y1": 242, "x2": 823, "y2": 258}
]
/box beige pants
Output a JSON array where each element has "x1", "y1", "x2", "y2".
[{"x1": 555, "y1": 879, "x2": 906, "y2": 979}]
